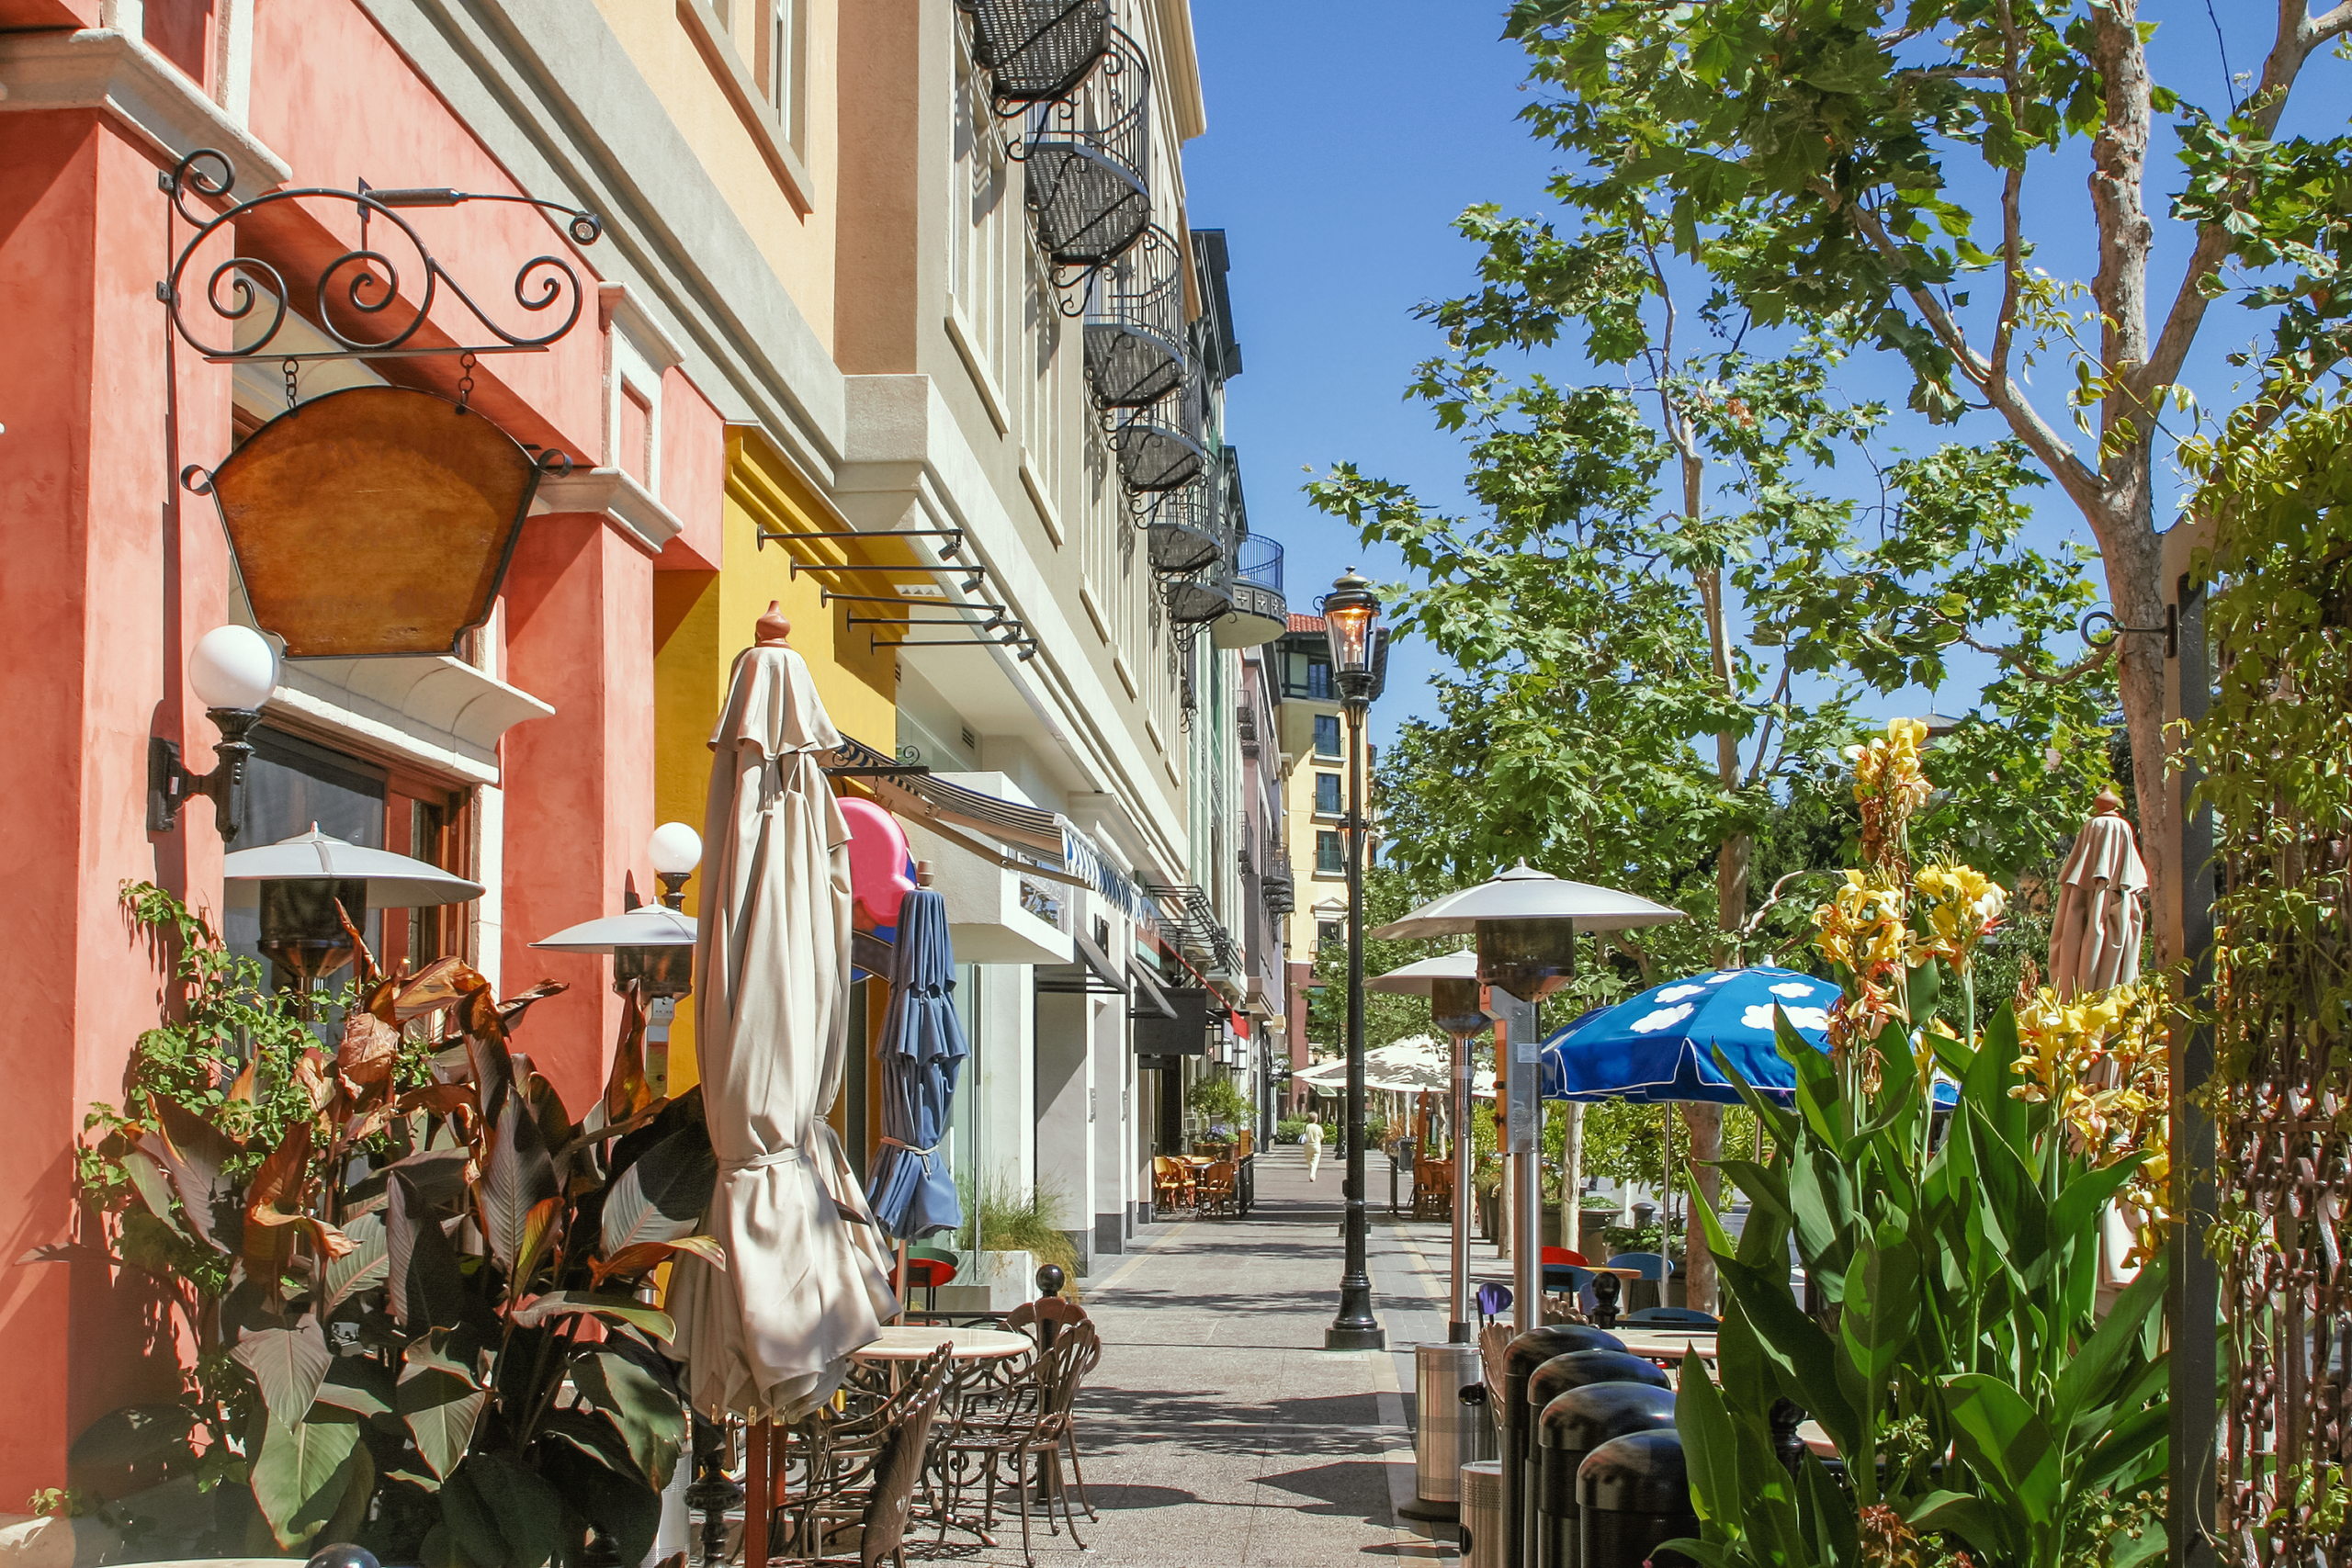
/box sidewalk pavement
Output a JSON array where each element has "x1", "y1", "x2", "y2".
[{"x1": 946, "y1": 1144, "x2": 1464, "y2": 1568}]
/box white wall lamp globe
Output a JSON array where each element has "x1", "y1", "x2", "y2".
[
  {"x1": 648, "y1": 821, "x2": 702, "y2": 908},
  {"x1": 149, "y1": 626, "x2": 280, "y2": 844}
]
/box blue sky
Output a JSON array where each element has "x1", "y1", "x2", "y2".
[{"x1": 1183, "y1": 3, "x2": 2338, "y2": 755}]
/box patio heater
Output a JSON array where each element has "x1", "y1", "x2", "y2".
[
  {"x1": 1320, "y1": 568, "x2": 1385, "y2": 1352},
  {"x1": 1372, "y1": 864, "x2": 1681, "y2": 1338},
  {"x1": 223, "y1": 827, "x2": 486, "y2": 1014},
  {"x1": 529, "y1": 823, "x2": 703, "y2": 1093},
  {"x1": 1369, "y1": 948, "x2": 1489, "y2": 1524}
]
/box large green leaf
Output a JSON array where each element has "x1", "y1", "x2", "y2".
[
  {"x1": 510, "y1": 1292, "x2": 676, "y2": 1341},
  {"x1": 537, "y1": 1429, "x2": 662, "y2": 1565},
  {"x1": 1908, "y1": 1488, "x2": 2016, "y2": 1558},
  {"x1": 1673, "y1": 1356, "x2": 1741, "y2": 1531},
  {"x1": 599, "y1": 1122, "x2": 715, "y2": 1256},
  {"x1": 119, "y1": 1149, "x2": 192, "y2": 1243},
  {"x1": 320, "y1": 1212, "x2": 388, "y2": 1314},
  {"x1": 458, "y1": 1450, "x2": 566, "y2": 1568},
  {"x1": 2054, "y1": 1250, "x2": 2169, "y2": 1441},
  {"x1": 232, "y1": 1318, "x2": 331, "y2": 1424},
  {"x1": 248, "y1": 1411, "x2": 364, "y2": 1550},
  {"x1": 400, "y1": 1328, "x2": 490, "y2": 1481},
  {"x1": 1837, "y1": 1220, "x2": 1920, "y2": 1403},
  {"x1": 571, "y1": 1348, "x2": 686, "y2": 1488},
  {"x1": 1715, "y1": 1254, "x2": 1860, "y2": 1450},
  {"x1": 479, "y1": 1092, "x2": 560, "y2": 1279},
  {"x1": 311, "y1": 1359, "x2": 396, "y2": 1420},
  {"x1": 69, "y1": 1403, "x2": 195, "y2": 1469},
  {"x1": 1942, "y1": 1372, "x2": 2061, "y2": 1529}
]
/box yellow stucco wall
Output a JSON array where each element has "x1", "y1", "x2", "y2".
[
  {"x1": 591, "y1": 0, "x2": 838, "y2": 355},
  {"x1": 652, "y1": 429, "x2": 910, "y2": 1092}
]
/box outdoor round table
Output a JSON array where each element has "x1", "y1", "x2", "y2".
[
  {"x1": 855, "y1": 1325, "x2": 1031, "y2": 1362},
  {"x1": 1610, "y1": 1329, "x2": 1719, "y2": 1382}
]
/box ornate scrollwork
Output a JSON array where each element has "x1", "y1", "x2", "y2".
[{"x1": 161, "y1": 150, "x2": 604, "y2": 364}]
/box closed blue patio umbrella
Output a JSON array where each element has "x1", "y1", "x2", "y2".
[{"x1": 864, "y1": 874, "x2": 968, "y2": 1240}]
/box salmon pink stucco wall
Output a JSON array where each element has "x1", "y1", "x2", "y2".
[
  {"x1": 659, "y1": 367, "x2": 726, "y2": 570},
  {"x1": 0, "y1": 111, "x2": 236, "y2": 1506},
  {"x1": 244, "y1": 0, "x2": 604, "y2": 463},
  {"x1": 499, "y1": 517, "x2": 658, "y2": 1114}
]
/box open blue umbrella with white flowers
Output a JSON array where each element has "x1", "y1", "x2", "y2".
[{"x1": 1539, "y1": 966, "x2": 1840, "y2": 1106}]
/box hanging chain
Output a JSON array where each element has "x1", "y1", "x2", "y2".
[
  {"x1": 456, "y1": 351, "x2": 477, "y2": 412},
  {"x1": 282, "y1": 358, "x2": 300, "y2": 412}
]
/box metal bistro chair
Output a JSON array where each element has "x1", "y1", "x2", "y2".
[
  {"x1": 774, "y1": 1343, "x2": 952, "y2": 1567},
  {"x1": 1001, "y1": 1296, "x2": 1097, "y2": 1521},
  {"x1": 1608, "y1": 1250, "x2": 1671, "y2": 1313},
  {"x1": 939, "y1": 1320, "x2": 1102, "y2": 1567},
  {"x1": 893, "y1": 1245, "x2": 959, "y2": 1314}
]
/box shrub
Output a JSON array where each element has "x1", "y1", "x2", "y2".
[{"x1": 956, "y1": 1171, "x2": 1080, "y2": 1301}]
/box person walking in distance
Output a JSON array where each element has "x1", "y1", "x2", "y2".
[{"x1": 1303, "y1": 1111, "x2": 1325, "y2": 1182}]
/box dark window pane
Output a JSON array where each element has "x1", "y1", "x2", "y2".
[
  {"x1": 1316, "y1": 830, "x2": 1343, "y2": 874},
  {"x1": 1306, "y1": 659, "x2": 1333, "y2": 700},
  {"x1": 1313, "y1": 715, "x2": 1340, "y2": 756},
  {"x1": 226, "y1": 728, "x2": 387, "y2": 983},
  {"x1": 1314, "y1": 773, "x2": 1341, "y2": 814}
]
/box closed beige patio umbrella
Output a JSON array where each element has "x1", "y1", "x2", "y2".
[
  {"x1": 670, "y1": 605, "x2": 898, "y2": 1432},
  {"x1": 2049, "y1": 786, "x2": 2148, "y2": 998}
]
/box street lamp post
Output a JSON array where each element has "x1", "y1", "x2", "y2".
[{"x1": 1322, "y1": 568, "x2": 1386, "y2": 1352}]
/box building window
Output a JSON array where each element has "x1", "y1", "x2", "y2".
[
  {"x1": 764, "y1": 0, "x2": 803, "y2": 151},
  {"x1": 1317, "y1": 919, "x2": 1341, "y2": 950},
  {"x1": 1316, "y1": 830, "x2": 1344, "y2": 875},
  {"x1": 1306, "y1": 656, "x2": 1333, "y2": 701},
  {"x1": 1313, "y1": 714, "x2": 1340, "y2": 757},
  {"x1": 1314, "y1": 772, "x2": 1342, "y2": 815}
]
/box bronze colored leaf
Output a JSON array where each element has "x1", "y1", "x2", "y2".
[
  {"x1": 604, "y1": 989, "x2": 654, "y2": 1124},
  {"x1": 397, "y1": 1083, "x2": 476, "y2": 1121},
  {"x1": 292, "y1": 1055, "x2": 336, "y2": 1115},
  {"x1": 496, "y1": 979, "x2": 568, "y2": 1033},
  {"x1": 334, "y1": 898, "x2": 380, "y2": 987},
  {"x1": 510, "y1": 1195, "x2": 561, "y2": 1296},
  {"x1": 476, "y1": 1093, "x2": 558, "y2": 1279},
  {"x1": 226, "y1": 1057, "x2": 259, "y2": 1105},
  {"x1": 588, "y1": 1235, "x2": 725, "y2": 1288},
  {"x1": 390, "y1": 957, "x2": 489, "y2": 1023},
  {"x1": 337, "y1": 1009, "x2": 401, "y2": 1090}
]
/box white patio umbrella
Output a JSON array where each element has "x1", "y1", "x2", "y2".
[
  {"x1": 669, "y1": 608, "x2": 898, "y2": 1434},
  {"x1": 2050, "y1": 786, "x2": 2147, "y2": 998}
]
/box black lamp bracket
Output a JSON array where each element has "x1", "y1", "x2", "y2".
[
  {"x1": 148, "y1": 707, "x2": 262, "y2": 842},
  {"x1": 2079, "y1": 605, "x2": 2177, "y2": 660}
]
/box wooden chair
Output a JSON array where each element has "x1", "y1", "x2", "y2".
[
  {"x1": 1151, "y1": 1156, "x2": 1194, "y2": 1212},
  {"x1": 1195, "y1": 1159, "x2": 1238, "y2": 1216},
  {"x1": 1413, "y1": 1158, "x2": 1454, "y2": 1220}
]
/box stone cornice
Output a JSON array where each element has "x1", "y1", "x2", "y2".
[
  {"x1": 533, "y1": 465, "x2": 684, "y2": 557},
  {"x1": 0, "y1": 28, "x2": 289, "y2": 188}
]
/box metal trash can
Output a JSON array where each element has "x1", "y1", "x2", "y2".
[
  {"x1": 1577, "y1": 1429, "x2": 1699, "y2": 1568},
  {"x1": 1404, "y1": 1342, "x2": 1482, "y2": 1519},
  {"x1": 1521, "y1": 1353, "x2": 1669, "y2": 1565},
  {"x1": 1501, "y1": 1325, "x2": 1624, "y2": 1568},
  {"x1": 1536, "y1": 1383, "x2": 1677, "y2": 1568},
  {"x1": 1459, "y1": 1460, "x2": 1504, "y2": 1568}
]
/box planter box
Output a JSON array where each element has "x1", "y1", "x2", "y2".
[{"x1": 933, "y1": 1248, "x2": 1036, "y2": 1314}]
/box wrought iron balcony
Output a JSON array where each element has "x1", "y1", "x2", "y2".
[
  {"x1": 956, "y1": 0, "x2": 1110, "y2": 110},
  {"x1": 1017, "y1": 27, "x2": 1151, "y2": 286},
  {"x1": 1083, "y1": 225, "x2": 1185, "y2": 410},
  {"x1": 1264, "y1": 870, "x2": 1296, "y2": 917},
  {"x1": 1113, "y1": 353, "x2": 1209, "y2": 497},
  {"x1": 1143, "y1": 477, "x2": 1224, "y2": 576},
  {"x1": 1162, "y1": 565, "x2": 1235, "y2": 628},
  {"x1": 1213, "y1": 533, "x2": 1287, "y2": 649}
]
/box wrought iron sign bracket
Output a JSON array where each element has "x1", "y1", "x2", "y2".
[
  {"x1": 2079, "y1": 605, "x2": 2178, "y2": 660},
  {"x1": 159, "y1": 150, "x2": 604, "y2": 366}
]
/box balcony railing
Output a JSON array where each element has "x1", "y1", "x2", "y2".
[
  {"x1": 1233, "y1": 533, "x2": 1283, "y2": 593},
  {"x1": 957, "y1": 0, "x2": 1111, "y2": 110},
  {"x1": 1015, "y1": 26, "x2": 1151, "y2": 287},
  {"x1": 1112, "y1": 351, "x2": 1208, "y2": 498},
  {"x1": 1162, "y1": 565, "x2": 1234, "y2": 627},
  {"x1": 1082, "y1": 225, "x2": 1185, "y2": 410},
  {"x1": 1143, "y1": 476, "x2": 1224, "y2": 576}
]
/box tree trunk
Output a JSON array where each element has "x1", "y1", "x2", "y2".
[
  {"x1": 1561, "y1": 1100, "x2": 1585, "y2": 1259},
  {"x1": 1688, "y1": 528, "x2": 1741, "y2": 1316}
]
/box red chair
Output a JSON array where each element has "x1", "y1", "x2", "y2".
[
  {"x1": 893, "y1": 1254, "x2": 956, "y2": 1314},
  {"x1": 1541, "y1": 1246, "x2": 1589, "y2": 1267}
]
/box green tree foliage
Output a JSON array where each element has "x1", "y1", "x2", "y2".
[{"x1": 1499, "y1": 0, "x2": 2352, "y2": 954}]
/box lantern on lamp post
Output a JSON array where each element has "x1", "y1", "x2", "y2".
[{"x1": 1320, "y1": 567, "x2": 1386, "y2": 1352}]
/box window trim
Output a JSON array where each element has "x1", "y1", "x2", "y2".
[{"x1": 680, "y1": 0, "x2": 816, "y2": 216}]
